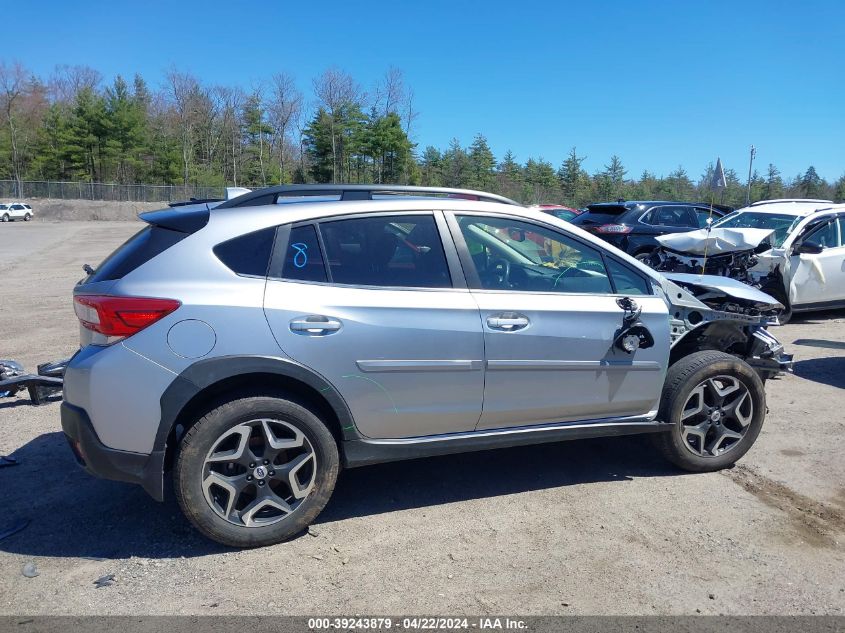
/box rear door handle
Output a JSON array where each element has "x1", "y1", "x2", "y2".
[
  {"x1": 290, "y1": 316, "x2": 342, "y2": 335},
  {"x1": 486, "y1": 314, "x2": 530, "y2": 331}
]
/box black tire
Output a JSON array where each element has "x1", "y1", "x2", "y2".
[
  {"x1": 634, "y1": 249, "x2": 655, "y2": 266},
  {"x1": 652, "y1": 351, "x2": 766, "y2": 472},
  {"x1": 1, "y1": 214, "x2": 8, "y2": 222},
  {"x1": 23, "y1": 213, "x2": 31, "y2": 221},
  {"x1": 174, "y1": 395, "x2": 339, "y2": 548}
]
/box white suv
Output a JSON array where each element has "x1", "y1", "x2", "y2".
[
  {"x1": 715, "y1": 200, "x2": 845, "y2": 322},
  {"x1": 0, "y1": 202, "x2": 34, "y2": 222}
]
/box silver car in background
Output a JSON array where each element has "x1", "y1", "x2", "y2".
[{"x1": 61, "y1": 185, "x2": 792, "y2": 547}]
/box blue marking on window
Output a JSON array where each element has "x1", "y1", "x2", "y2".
[{"x1": 291, "y1": 242, "x2": 308, "y2": 268}]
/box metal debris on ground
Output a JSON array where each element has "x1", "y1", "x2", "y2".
[
  {"x1": 0, "y1": 358, "x2": 66, "y2": 405},
  {"x1": 93, "y1": 574, "x2": 116, "y2": 588},
  {"x1": 21, "y1": 562, "x2": 39, "y2": 578},
  {"x1": 0, "y1": 518, "x2": 30, "y2": 542}
]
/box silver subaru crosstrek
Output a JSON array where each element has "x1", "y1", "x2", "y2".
[{"x1": 62, "y1": 185, "x2": 792, "y2": 547}]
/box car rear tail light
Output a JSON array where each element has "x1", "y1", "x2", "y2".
[
  {"x1": 595, "y1": 224, "x2": 633, "y2": 234},
  {"x1": 74, "y1": 295, "x2": 180, "y2": 340}
]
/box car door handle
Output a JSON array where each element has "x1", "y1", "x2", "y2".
[
  {"x1": 486, "y1": 314, "x2": 529, "y2": 331},
  {"x1": 289, "y1": 316, "x2": 342, "y2": 335}
]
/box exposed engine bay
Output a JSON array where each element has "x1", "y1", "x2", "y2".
[
  {"x1": 657, "y1": 273, "x2": 792, "y2": 380},
  {"x1": 651, "y1": 227, "x2": 783, "y2": 305}
]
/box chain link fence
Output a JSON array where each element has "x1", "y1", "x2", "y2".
[{"x1": 0, "y1": 180, "x2": 225, "y2": 202}]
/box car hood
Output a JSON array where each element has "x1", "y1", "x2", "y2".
[
  {"x1": 655, "y1": 227, "x2": 775, "y2": 256},
  {"x1": 662, "y1": 272, "x2": 783, "y2": 310}
]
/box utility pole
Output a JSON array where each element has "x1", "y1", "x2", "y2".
[{"x1": 745, "y1": 145, "x2": 757, "y2": 206}]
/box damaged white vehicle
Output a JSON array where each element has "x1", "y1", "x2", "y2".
[{"x1": 651, "y1": 199, "x2": 845, "y2": 323}]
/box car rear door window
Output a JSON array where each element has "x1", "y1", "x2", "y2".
[
  {"x1": 650, "y1": 206, "x2": 696, "y2": 227},
  {"x1": 319, "y1": 214, "x2": 451, "y2": 288},
  {"x1": 456, "y1": 215, "x2": 613, "y2": 294},
  {"x1": 278, "y1": 224, "x2": 328, "y2": 282}
]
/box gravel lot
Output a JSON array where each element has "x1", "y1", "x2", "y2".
[{"x1": 1, "y1": 221, "x2": 844, "y2": 615}]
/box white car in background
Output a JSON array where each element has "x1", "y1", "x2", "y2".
[
  {"x1": 658, "y1": 199, "x2": 845, "y2": 323},
  {"x1": 0, "y1": 202, "x2": 34, "y2": 222}
]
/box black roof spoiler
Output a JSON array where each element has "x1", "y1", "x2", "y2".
[{"x1": 138, "y1": 205, "x2": 210, "y2": 233}]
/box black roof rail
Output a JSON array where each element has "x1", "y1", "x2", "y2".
[{"x1": 214, "y1": 184, "x2": 521, "y2": 209}]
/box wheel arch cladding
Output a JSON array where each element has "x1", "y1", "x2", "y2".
[
  {"x1": 669, "y1": 321, "x2": 751, "y2": 367},
  {"x1": 156, "y1": 356, "x2": 357, "y2": 472}
]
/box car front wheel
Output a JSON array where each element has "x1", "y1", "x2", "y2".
[
  {"x1": 652, "y1": 351, "x2": 766, "y2": 472},
  {"x1": 1, "y1": 214, "x2": 8, "y2": 222},
  {"x1": 634, "y1": 250, "x2": 655, "y2": 265},
  {"x1": 174, "y1": 394, "x2": 340, "y2": 548}
]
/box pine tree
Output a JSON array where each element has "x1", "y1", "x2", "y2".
[
  {"x1": 419, "y1": 146, "x2": 443, "y2": 186},
  {"x1": 800, "y1": 166, "x2": 822, "y2": 198},
  {"x1": 666, "y1": 165, "x2": 693, "y2": 200},
  {"x1": 496, "y1": 149, "x2": 523, "y2": 200},
  {"x1": 557, "y1": 147, "x2": 585, "y2": 206},
  {"x1": 763, "y1": 163, "x2": 784, "y2": 200},
  {"x1": 602, "y1": 155, "x2": 626, "y2": 199},
  {"x1": 467, "y1": 134, "x2": 495, "y2": 190}
]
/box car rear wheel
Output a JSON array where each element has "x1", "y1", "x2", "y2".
[
  {"x1": 174, "y1": 395, "x2": 339, "y2": 548},
  {"x1": 652, "y1": 351, "x2": 766, "y2": 472},
  {"x1": 24, "y1": 213, "x2": 31, "y2": 221}
]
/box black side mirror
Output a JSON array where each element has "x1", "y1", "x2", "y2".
[{"x1": 795, "y1": 242, "x2": 824, "y2": 255}]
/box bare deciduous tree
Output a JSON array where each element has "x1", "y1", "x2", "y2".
[
  {"x1": 49, "y1": 64, "x2": 102, "y2": 103},
  {"x1": 268, "y1": 72, "x2": 303, "y2": 184},
  {"x1": 0, "y1": 61, "x2": 29, "y2": 195},
  {"x1": 165, "y1": 69, "x2": 202, "y2": 185},
  {"x1": 313, "y1": 68, "x2": 359, "y2": 182}
]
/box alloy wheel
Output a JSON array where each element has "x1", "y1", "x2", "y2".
[
  {"x1": 679, "y1": 375, "x2": 753, "y2": 457},
  {"x1": 202, "y1": 419, "x2": 317, "y2": 527}
]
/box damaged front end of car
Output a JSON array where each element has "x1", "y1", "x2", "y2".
[
  {"x1": 651, "y1": 227, "x2": 791, "y2": 316},
  {"x1": 657, "y1": 273, "x2": 793, "y2": 380},
  {"x1": 651, "y1": 227, "x2": 777, "y2": 285}
]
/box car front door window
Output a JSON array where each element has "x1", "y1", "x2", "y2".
[
  {"x1": 802, "y1": 220, "x2": 840, "y2": 250},
  {"x1": 456, "y1": 216, "x2": 613, "y2": 294}
]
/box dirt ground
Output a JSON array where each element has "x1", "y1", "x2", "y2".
[{"x1": 0, "y1": 221, "x2": 843, "y2": 616}]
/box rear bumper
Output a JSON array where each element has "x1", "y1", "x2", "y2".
[{"x1": 61, "y1": 402, "x2": 165, "y2": 501}]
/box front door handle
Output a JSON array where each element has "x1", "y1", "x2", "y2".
[
  {"x1": 290, "y1": 316, "x2": 342, "y2": 335},
  {"x1": 487, "y1": 314, "x2": 529, "y2": 331}
]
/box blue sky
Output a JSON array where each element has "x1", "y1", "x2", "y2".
[{"x1": 9, "y1": 0, "x2": 845, "y2": 181}]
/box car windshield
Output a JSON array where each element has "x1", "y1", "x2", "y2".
[{"x1": 712, "y1": 211, "x2": 803, "y2": 246}]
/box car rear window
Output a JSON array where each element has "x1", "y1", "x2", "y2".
[
  {"x1": 87, "y1": 226, "x2": 189, "y2": 283},
  {"x1": 214, "y1": 227, "x2": 276, "y2": 277},
  {"x1": 572, "y1": 205, "x2": 630, "y2": 226}
]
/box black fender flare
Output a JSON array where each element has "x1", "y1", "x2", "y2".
[{"x1": 154, "y1": 354, "x2": 359, "y2": 456}]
